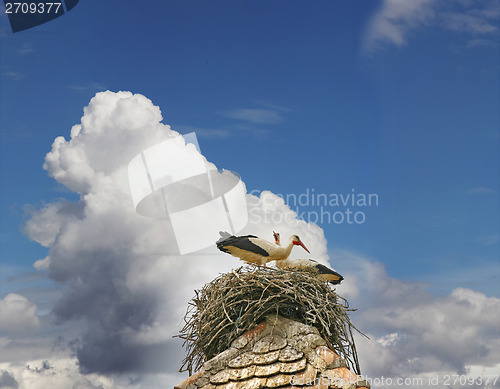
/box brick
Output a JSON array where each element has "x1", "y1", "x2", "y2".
[{"x1": 231, "y1": 322, "x2": 266, "y2": 349}]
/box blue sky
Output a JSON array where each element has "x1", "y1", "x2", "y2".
[
  {"x1": 2, "y1": 0, "x2": 498, "y2": 289},
  {"x1": 0, "y1": 1, "x2": 499, "y2": 388}
]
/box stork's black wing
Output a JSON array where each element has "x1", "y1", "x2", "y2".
[
  {"x1": 310, "y1": 260, "x2": 344, "y2": 284},
  {"x1": 216, "y1": 235, "x2": 269, "y2": 257}
]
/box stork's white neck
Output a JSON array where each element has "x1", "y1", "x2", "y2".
[{"x1": 282, "y1": 237, "x2": 296, "y2": 256}]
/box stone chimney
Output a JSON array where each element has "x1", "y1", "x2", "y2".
[{"x1": 174, "y1": 315, "x2": 369, "y2": 389}]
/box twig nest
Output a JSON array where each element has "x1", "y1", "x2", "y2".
[{"x1": 176, "y1": 266, "x2": 362, "y2": 375}]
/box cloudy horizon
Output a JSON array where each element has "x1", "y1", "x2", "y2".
[
  {"x1": 0, "y1": 91, "x2": 496, "y2": 388},
  {"x1": 1, "y1": 1, "x2": 498, "y2": 388}
]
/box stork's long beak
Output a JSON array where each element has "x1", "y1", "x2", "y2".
[{"x1": 298, "y1": 240, "x2": 310, "y2": 253}]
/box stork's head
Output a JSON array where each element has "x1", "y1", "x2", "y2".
[
  {"x1": 291, "y1": 235, "x2": 310, "y2": 253},
  {"x1": 273, "y1": 231, "x2": 280, "y2": 245}
]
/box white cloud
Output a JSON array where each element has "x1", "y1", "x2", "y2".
[
  {"x1": 332, "y1": 252, "x2": 500, "y2": 384},
  {"x1": 220, "y1": 108, "x2": 284, "y2": 124},
  {"x1": 363, "y1": 0, "x2": 500, "y2": 53},
  {"x1": 0, "y1": 358, "x2": 130, "y2": 389},
  {"x1": 467, "y1": 187, "x2": 496, "y2": 195},
  {"x1": 33, "y1": 257, "x2": 50, "y2": 270},
  {"x1": 18, "y1": 43, "x2": 34, "y2": 55},
  {"x1": 24, "y1": 202, "x2": 82, "y2": 248},
  {"x1": 174, "y1": 125, "x2": 232, "y2": 139},
  {"x1": 0, "y1": 370, "x2": 18, "y2": 389},
  {"x1": 442, "y1": 12, "x2": 498, "y2": 34},
  {"x1": 21, "y1": 91, "x2": 328, "y2": 383},
  {"x1": 475, "y1": 233, "x2": 500, "y2": 246},
  {"x1": 0, "y1": 294, "x2": 40, "y2": 336},
  {"x1": 68, "y1": 82, "x2": 107, "y2": 92},
  {"x1": 17, "y1": 90, "x2": 499, "y2": 388},
  {"x1": 466, "y1": 38, "x2": 498, "y2": 48},
  {"x1": 362, "y1": 0, "x2": 436, "y2": 53},
  {"x1": 174, "y1": 124, "x2": 268, "y2": 139},
  {"x1": 2, "y1": 71, "x2": 24, "y2": 80},
  {"x1": 0, "y1": 356, "x2": 188, "y2": 389},
  {"x1": 443, "y1": 0, "x2": 500, "y2": 34}
]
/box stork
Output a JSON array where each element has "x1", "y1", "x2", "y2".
[
  {"x1": 272, "y1": 231, "x2": 343, "y2": 284},
  {"x1": 275, "y1": 258, "x2": 344, "y2": 284},
  {"x1": 216, "y1": 231, "x2": 310, "y2": 266}
]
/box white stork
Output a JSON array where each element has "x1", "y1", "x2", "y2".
[
  {"x1": 272, "y1": 231, "x2": 344, "y2": 285},
  {"x1": 216, "y1": 231, "x2": 310, "y2": 266}
]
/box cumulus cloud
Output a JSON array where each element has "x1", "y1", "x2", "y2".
[
  {"x1": 1, "y1": 356, "x2": 188, "y2": 389},
  {"x1": 363, "y1": 0, "x2": 499, "y2": 53},
  {"x1": 0, "y1": 358, "x2": 131, "y2": 389},
  {"x1": 24, "y1": 201, "x2": 84, "y2": 248},
  {"x1": 0, "y1": 294, "x2": 40, "y2": 336},
  {"x1": 23, "y1": 91, "x2": 328, "y2": 382},
  {"x1": 0, "y1": 370, "x2": 18, "y2": 389},
  {"x1": 20, "y1": 91, "x2": 499, "y2": 389},
  {"x1": 332, "y1": 251, "x2": 500, "y2": 385}
]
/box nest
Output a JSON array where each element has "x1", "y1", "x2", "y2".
[{"x1": 176, "y1": 266, "x2": 363, "y2": 376}]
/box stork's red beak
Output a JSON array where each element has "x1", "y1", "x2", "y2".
[{"x1": 297, "y1": 240, "x2": 310, "y2": 253}]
